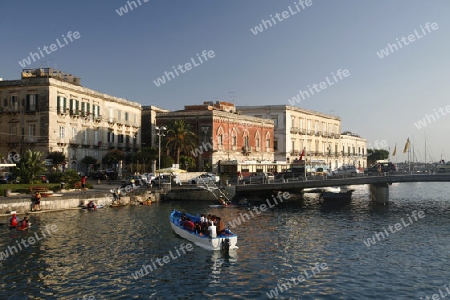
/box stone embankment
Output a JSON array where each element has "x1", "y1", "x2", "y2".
[{"x1": 0, "y1": 189, "x2": 158, "y2": 216}]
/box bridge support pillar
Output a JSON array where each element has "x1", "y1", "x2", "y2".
[{"x1": 369, "y1": 183, "x2": 389, "y2": 205}]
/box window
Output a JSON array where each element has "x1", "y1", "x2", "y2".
[
  {"x1": 307, "y1": 120, "x2": 311, "y2": 131},
  {"x1": 72, "y1": 128, "x2": 77, "y2": 139},
  {"x1": 118, "y1": 110, "x2": 122, "y2": 122},
  {"x1": 26, "y1": 94, "x2": 37, "y2": 111},
  {"x1": 11, "y1": 96, "x2": 19, "y2": 112},
  {"x1": 315, "y1": 121, "x2": 319, "y2": 133},
  {"x1": 57, "y1": 96, "x2": 67, "y2": 113},
  {"x1": 218, "y1": 134, "x2": 223, "y2": 145},
  {"x1": 59, "y1": 126, "x2": 65, "y2": 139},
  {"x1": 81, "y1": 102, "x2": 85, "y2": 115},
  {"x1": 28, "y1": 124, "x2": 36, "y2": 141},
  {"x1": 299, "y1": 119, "x2": 304, "y2": 131},
  {"x1": 118, "y1": 134, "x2": 124, "y2": 144},
  {"x1": 266, "y1": 138, "x2": 270, "y2": 149},
  {"x1": 107, "y1": 132, "x2": 115, "y2": 142},
  {"x1": 244, "y1": 136, "x2": 249, "y2": 147},
  {"x1": 125, "y1": 112, "x2": 129, "y2": 121},
  {"x1": 291, "y1": 141, "x2": 295, "y2": 152},
  {"x1": 94, "y1": 130, "x2": 98, "y2": 144},
  {"x1": 256, "y1": 136, "x2": 260, "y2": 148},
  {"x1": 10, "y1": 125, "x2": 17, "y2": 139},
  {"x1": 274, "y1": 140, "x2": 278, "y2": 151},
  {"x1": 84, "y1": 130, "x2": 88, "y2": 143}
]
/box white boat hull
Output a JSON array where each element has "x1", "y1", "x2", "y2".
[{"x1": 170, "y1": 210, "x2": 238, "y2": 251}]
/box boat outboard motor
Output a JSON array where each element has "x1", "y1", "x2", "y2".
[{"x1": 221, "y1": 238, "x2": 230, "y2": 255}]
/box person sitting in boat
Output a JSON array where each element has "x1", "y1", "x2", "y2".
[
  {"x1": 216, "y1": 217, "x2": 226, "y2": 235},
  {"x1": 194, "y1": 221, "x2": 202, "y2": 235},
  {"x1": 10, "y1": 213, "x2": 19, "y2": 227},
  {"x1": 87, "y1": 200, "x2": 96, "y2": 209},
  {"x1": 19, "y1": 217, "x2": 30, "y2": 228},
  {"x1": 184, "y1": 218, "x2": 195, "y2": 232},
  {"x1": 200, "y1": 214, "x2": 206, "y2": 223},
  {"x1": 208, "y1": 221, "x2": 217, "y2": 238},
  {"x1": 218, "y1": 196, "x2": 228, "y2": 206}
]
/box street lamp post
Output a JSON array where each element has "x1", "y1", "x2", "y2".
[{"x1": 155, "y1": 126, "x2": 167, "y2": 188}]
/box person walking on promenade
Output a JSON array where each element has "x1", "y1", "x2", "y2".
[{"x1": 81, "y1": 175, "x2": 87, "y2": 193}]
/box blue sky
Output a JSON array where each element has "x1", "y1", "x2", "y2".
[{"x1": 1, "y1": 0, "x2": 450, "y2": 162}]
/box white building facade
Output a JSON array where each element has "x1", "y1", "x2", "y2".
[{"x1": 237, "y1": 105, "x2": 367, "y2": 170}]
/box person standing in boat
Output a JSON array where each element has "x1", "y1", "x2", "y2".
[
  {"x1": 208, "y1": 220, "x2": 217, "y2": 238},
  {"x1": 216, "y1": 217, "x2": 226, "y2": 235}
]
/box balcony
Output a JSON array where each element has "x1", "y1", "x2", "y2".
[
  {"x1": 94, "y1": 115, "x2": 102, "y2": 122},
  {"x1": 308, "y1": 130, "x2": 315, "y2": 135},
  {"x1": 315, "y1": 131, "x2": 321, "y2": 136},
  {"x1": 108, "y1": 117, "x2": 116, "y2": 124},
  {"x1": 290, "y1": 127, "x2": 298, "y2": 134},
  {"x1": 299, "y1": 129, "x2": 306, "y2": 135},
  {"x1": 242, "y1": 146, "x2": 252, "y2": 153}
]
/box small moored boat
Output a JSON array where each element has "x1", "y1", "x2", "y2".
[
  {"x1": 170, "y1": 210, "x2": 238, "y2": 251},
  {"x1": 319, "y1": 187, "x2": 354, "y2": 208}
]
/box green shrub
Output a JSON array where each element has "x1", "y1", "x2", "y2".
[{"x1": 47, "y1": 172, "x2": 64, "y2": 184}]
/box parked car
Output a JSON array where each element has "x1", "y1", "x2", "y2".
[
  {"x1": 275, "y1": 167, "x2": 305, "y2": 180},
  {"x1": 146, "y1": 173, "x2": 156, "y2": 181},
  {"x1": 242, "y1": 172, "x2": 274, "y2": 184},
  {"x1": 368, "y1": 162, "x2": 396, "y2": 175},
  {"x1": 330, "y1": 165, "x2": 360, "y2": 177},
  {"x1": 0, "y1": 172, "x2": 13, "y2": 184},
  {"x1": 151, "y1": 175, "x2": 172, "y2": 186},
  {"x1": 105, "y1": 169, "x2": 118, "y2": 180},
  {"x1": 191, "y1": 173, "x2": 220, "y2": 184},
  {"x1": 91, "y1": 171, "x2": 108, "y2": 180}
]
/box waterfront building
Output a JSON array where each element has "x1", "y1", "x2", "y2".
[
  {"x1": 237, "y1": 105, "x2": 367, "y2": 170},
  {"x1": 141, "y1": 105, "x2": 170, "y2": 148},
  {"x1": 340, "y1": 131, "x2": 367, "y2": 169},
  {"x1": 0, "y1": 68, "x2": 142, "y2": 172},
  {"x1": 155, "y1": 101, "x2": 274, "y2": 172}
]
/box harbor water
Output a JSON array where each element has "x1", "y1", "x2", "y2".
[{"x1": 1, "y1": 182, "x2": 449, "y2": 299}]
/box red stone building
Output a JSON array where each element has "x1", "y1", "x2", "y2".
[{"x1": 156, "y1": 101, "x2": 274, "y2": 172}]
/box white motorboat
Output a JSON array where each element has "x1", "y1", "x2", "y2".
[{"x1": 170, "y1": 210, "x2": 238, "y2": 251}]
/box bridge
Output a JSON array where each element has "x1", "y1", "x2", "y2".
[{"x1": 234, "y1": 174, "x2": 450, "y2": 204}]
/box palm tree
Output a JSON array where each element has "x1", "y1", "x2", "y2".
[
  {"x1": 165, "y1": 119, "x2": 197, "y2": 164},
  {"x1": 14, "y1": 149, "x2": 47, "y2": 183}
]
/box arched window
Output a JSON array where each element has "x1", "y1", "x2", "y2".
[
  {"x1": 255, "y1": 131, "x2": 260, "y2": 151},
  {"x1": 216, "y1": 126, "x2": 224, "y2": 146},
  {"x1": 265, "y1": 132, "x2": 271, "y2": 152},
  {"x1": 243, "y1": 130, "x2": 249, "y2": 147}
]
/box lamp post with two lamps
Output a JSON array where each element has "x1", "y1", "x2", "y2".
[{"x1": 155, "y1": 126, "x2": 167, "y2": 188}]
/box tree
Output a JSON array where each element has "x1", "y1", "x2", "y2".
[
  {"x1": 82, "y1": 155, "x2": 98, "y2": 174},
  {"x1": 81, "y1": 156, "x2": 97, "y2": 166},
  {"x1": 102, "y1": 149, "x2": 125, "y2": 165},
  {"x1": 14, "y1": 149, "x2": 47, "y2": 183},
  {"x1": 47, "y1": 151, "x2": 66, "y2": 170},
  {"x1": 180, "y1": 155, "x2": 196, "y2": 170},
  {"x1": 165, "y1": 119, "x2": 197, "y2": 164},
  {"x1": 367, "y1": 149, "x2": 389, "y2": 166}
]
